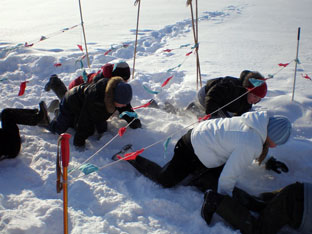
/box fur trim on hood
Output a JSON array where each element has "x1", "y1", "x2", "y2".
[
  {"x1": 240, "y1": 71, "x2": 265, "y2": 88},
  {"x1": 104, "y1": 76, "x2": 125, "y2": 113}
]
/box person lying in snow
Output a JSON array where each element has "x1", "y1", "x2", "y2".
[
  {"x1": 40, "y1": 76, "x2": 141, "y2": 147},
  {"x1": 186, "y1": 70, "x2": 268, "y2": 118},
  {"x1": 118, "y1": 111, "x2": 291, "y2": 195},
  {"x1": 0, "y1": 102, "x2": 49, "y2": 160},
  {"x1": 44, "y1": 61, "x2": 131, "y2": 112},
  {"x1": 201, "y1": 182, "x2": 312, "y2": 234}
]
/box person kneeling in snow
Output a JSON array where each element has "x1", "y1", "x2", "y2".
[
  {"x1": 0, "y1": 102, "x2": 49, "y2": 160},
  {"x1": 201, "y1": 182, "x2": 311, "y2": 234},
  {"x1": 44, "y1": 61, "x2": 131, "y2": 103},
  {"x1": 42, "y1": 76, "x2": 141, "y2": 147},
  {"x1": 186, "y1": 70, "x2": 268, "y2": 118},
  {"x1": 119, "y1": 111, "x2": 291, "y2": 195}
]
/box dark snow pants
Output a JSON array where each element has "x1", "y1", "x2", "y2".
[
  {"x1": 216, "y1": 182, "x2": 304, "y2": 234},
  {"x1": 127, "y1": 130, "x2": 223, "y2": 191},
  {"x1": 49, "y1": 99, "x2": 75, "y2": 135}
]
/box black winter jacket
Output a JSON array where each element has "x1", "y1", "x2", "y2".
[
  {"x1": 204, "y1": 76, "x2": 251, "y2": 116},
  {"x1": 62, "y1": 76, "x2": 135, "y2": 145}
]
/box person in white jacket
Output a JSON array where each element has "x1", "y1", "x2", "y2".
[{"x1": 122, "y1": 111, "x2": 292, "y2": 196}]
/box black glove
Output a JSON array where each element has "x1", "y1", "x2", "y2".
[
  {"x1": 73, "y1": 134, "x2": 86, "y2": 147},
  {"x1": 129, "y1": 119, "x2": 142, "y2": 129},
  {"x1": 265, "y1": 157, "x2": 289, "y2": 174}
]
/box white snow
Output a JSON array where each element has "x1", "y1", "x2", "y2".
[{"x1": 0, "y1": 0, "x2": 312, "y2": 233}]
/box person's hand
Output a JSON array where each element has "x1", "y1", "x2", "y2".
[
  {"x1": 265, "y1": 157, "x2": 289, "y2": 174},
  {"x1": 129, "y1": 119, "x2": 142, "y2": 129},
  {"x1": 73, "y1": 135, "x2": 85, "y2": 147}
]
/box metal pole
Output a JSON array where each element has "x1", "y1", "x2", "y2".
[
  {"x1": 132, "y1": 0, "x2": 141, "y2": 79},
  {"x1": 291, "y1": 27, "x2": 301, "y2": 101},
  {"x1": 78, "y1": 0, "x2": 91, "y2": 68}
]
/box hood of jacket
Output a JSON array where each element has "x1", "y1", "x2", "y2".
[
  {"x1": 240, "y1": 111, "x2": 269, "y2": 143},
  {"x1": 104, "y1": 76, "x2": 126, "y2": 113}
]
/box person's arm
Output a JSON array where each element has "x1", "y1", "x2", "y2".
[
  {"x1": 117, "y1": 104, "x2": 141, "y2": 129},
  {"x1": 217, "y1": 144, "x2": 260, "y2": 196}
]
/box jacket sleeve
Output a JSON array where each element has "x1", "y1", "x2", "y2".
[{"x1": 217, "y1": 144, "x2": 261, "y2": 196}]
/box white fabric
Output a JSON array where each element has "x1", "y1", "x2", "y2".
[{"x1": 190, "y1": 111, "x2": 269, "y2": 196}]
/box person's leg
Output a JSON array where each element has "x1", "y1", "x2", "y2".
[
  {"x1": 44, "y1": 74, "x2": 67, "y2": 100},
  {"x1": 0, "y1": 109, "x2": 21, "y2": 158},
  {"x1": 257, "y1": 182, "x2": 304, "y2": 233},
  {"x1": 185, "y1": 164, "x2": 224, "y2": 192},
  {"x1": 215, "y1": 194, "x2": 259, "y2": 234},
  {"x1": 126, "y1": 137, "x2": 201, "y2": 188},
  {"x1": 48, "y1": 100, "x2": 74, "y2": 134}
]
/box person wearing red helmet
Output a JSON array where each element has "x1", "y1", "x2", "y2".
[{"x1": 186, "y1": 70, "x2": 268, "y2": 118}]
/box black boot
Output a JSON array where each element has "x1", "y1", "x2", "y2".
[
  {"x1": 37, "y1": 101, "x2": 50, "y2": 127},
  {"x1": 3, "y1": 108, "x2": 40, "y2": 126},
  {"x1": 44, "y1": 74, "x2": 67, "y2": 100},
  {"x1": 201, "y1": 190, "x2": 224, "y2": 225}
]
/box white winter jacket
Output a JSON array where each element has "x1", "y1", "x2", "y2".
[{"x1": 190, "y1": 111, "x2": 269, "y2": 196}]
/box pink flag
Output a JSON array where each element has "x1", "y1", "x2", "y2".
[
  {"x1": 104, "y1": 49, "x2": 112, "y2": 56},
  {"x1": 54, "y1": 63, "x2": 62, "y2": 67},
  {"x1": 278, "y1": 63, "x2": 289, "y2": 67},
  {"x1": 302, "y1": 74, "x2": 311, "y2": 80},
  {"x1": 163, "y1": 49, "x2": 172, "y2": 52}
]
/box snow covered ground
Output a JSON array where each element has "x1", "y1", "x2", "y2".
[{"x1": 0, "y1": 0, "x2": 312, "y2": 233}]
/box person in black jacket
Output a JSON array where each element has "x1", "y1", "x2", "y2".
[
  {"x1": 187, "y1": 70, "x2": 268, "y2": 118},
  {"x1": 45, "y1": 76, "x2": 141, "y2": 147},
  {"x1": 0, "y1": 102, "x2": 49, "y2": 160},
  {"x1": 201, "y1": 182, "x2": 312, "y2": 234}
]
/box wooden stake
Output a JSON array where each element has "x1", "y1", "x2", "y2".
[
  {"x1": 78, "y1": 0, "x2": 91, "y2": 68},
  {"x1": 291, "y1": 27, "x2": 301, "y2": 101}
]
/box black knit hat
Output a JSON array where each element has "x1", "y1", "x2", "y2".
[
  {"x1": 114, "y1": 82, "x2": 133, "y2": 104},
  {"x1": 112, "y1": 62, "x2": 131, "y2": 81}
]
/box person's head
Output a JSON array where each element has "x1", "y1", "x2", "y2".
[
  {"x1": 247, "y1": 82, "x2": 267, "y2": 104},
  {"x1": 114, "y1": 82, "x2": 133, "y2": 107},
  {"x1": 112, "y1": 62, "x2": 131, "y2": 81},
  {"x1": 241, "y1": 71, "x2": 267, "y2": 104},
  {"x1": 267, "y1": 115, "x2": 292, "y2": 147}
]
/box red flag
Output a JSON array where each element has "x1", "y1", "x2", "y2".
[
  {"x1": 118, "y1": 127, "x2": 127, "y2": 137},
  {"x1": 133, "y1": 100, "x2": 153, "y2": 110},
  {"x1": 302, "y1": 74, "x2": 311, "y2": 80},
  {"x1": 54, "y1": 63, "x2": 62, "y2": 67},
  {"x1": 198, "y1": 114, "x2": 211, "y2": 122},
  {"x1": 278, "y1": 63, "x2": 289, "y2": 67},
  {"x1": 161, "y1": 75, "x2": 174, "y2": 87},
  {"x1": 24, "y1": 42, "x2": 34, "y2": 47},
  {"x1": 185, "y1": 51, "x2": 193, "y2": 56},
  {"x1": 163, "y1": 49, "x2": 172, "y2": 52},
  {"x1": 104, "y1": 49, "x2": 112, "y2": 56},
  {"x1": 77, "y1": 44, "x2": 83, "y2": 52},
  {"x1": 18, "y1": 81, "x2": 29, "y2": 96},
  {"x1": 117, "y1": 148, "x2": 145, "y2": 161}
]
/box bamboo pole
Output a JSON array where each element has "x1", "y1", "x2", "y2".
[
  {"x1": 132, "y1": 0, "x2": 141, "y2": 79},
  {"x1": 291, "y1": 27, "x2": 301, "y2": 101},
  {"x1": 78, "y1": 0, "x2": 91, "y2": 68},
  {"x1": 188, "y1": 0, "x2": 202, "y2": 89}
]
